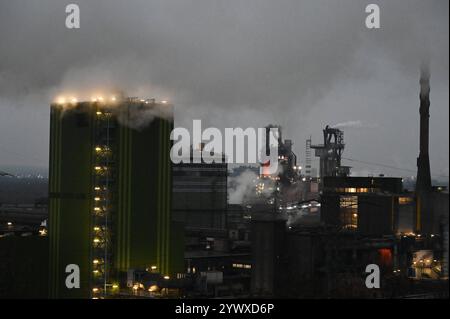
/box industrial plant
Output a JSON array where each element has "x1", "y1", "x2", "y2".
[{"x1": 0, "y1": 68, "x2": 448, "y2": 299}]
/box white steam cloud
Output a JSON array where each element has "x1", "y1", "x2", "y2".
[
  {"x1": 228, "y1": 169, "x2": 258, "y2": 204},
  {"x1": 331, "y1": 120, "x2": 378, "y2": 129}
]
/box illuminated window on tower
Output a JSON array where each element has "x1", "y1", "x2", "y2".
[{"x1": 339, "y1": 195, "x2": 358, "y2": 230}]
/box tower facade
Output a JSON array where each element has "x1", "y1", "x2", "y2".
[{"x1": 48, "y1": 98, "x2": 182, "y2": 298}]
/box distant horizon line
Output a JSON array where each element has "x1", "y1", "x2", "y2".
[{"x1": 0, "y1": 164, "x2": 448, "y2": 183}]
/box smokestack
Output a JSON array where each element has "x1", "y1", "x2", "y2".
[{"x1": 416, "y1": 65, "x2": 432, "y2": 192}]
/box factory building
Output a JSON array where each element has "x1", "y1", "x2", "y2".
[
  {"x1": 249, "y1": 206, "x2": 403, "y2": 298},
  {"x1": 227, "y1": 204, "x2": 251, "y2": 242},
  {"x1": 172, "y1": 148, "x2": 227, "y2": 231},
  {"x1": 260, "y1": 125, "x2": 300, "y2": 183},
  {"x1": 172, "y1": 151, "x2": 255, "y2": 297},
  {"x1": 258, "y1": 125, "x2": 302, "y2": 205},
  {"x1": 48, "y1": 97, "x2": 183, "y2": 298},
  {"x1": 311, "y1": 126, "x2": 351, "y2": 180},
  {"x1": 320, "y1": 176, "x2": 405, "y2": 235},
  {"x1": 250, "y1": 210, "x2": 287, "y2": 297},
  {"x1": 251, "y1": 211, "x2": 448, "y2": 298}
]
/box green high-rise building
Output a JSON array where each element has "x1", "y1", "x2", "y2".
[{"x1": 48, "y1": 97, "x2": 183, "y2": 298}]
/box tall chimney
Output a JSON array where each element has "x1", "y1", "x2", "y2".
[{"x1": 416, "y1": 65, "x2": 432, "y2": 192}]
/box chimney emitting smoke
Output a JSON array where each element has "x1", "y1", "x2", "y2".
[{"x1": 416, "y1": 65, "x2": 432, "y2": 192}]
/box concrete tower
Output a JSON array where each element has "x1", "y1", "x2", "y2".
[{"x1": 48, "y1": 97, "x2": 183, "y2": 298}]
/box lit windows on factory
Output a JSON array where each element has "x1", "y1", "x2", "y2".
[
  {"x1": 186, "y1": 267, "x2": 197, "y2": 274},
  {"x1": 93, "y1": 238, "x2": 104, "y2": 248},
  {"x1": 232, "y1": 263, "x2": 252, "y2": 269},
  {"x1": 333, "y1": 187, "x2": 371, "y2": 193},
  {"x1": 95, "y1": 146, "x2": 111, "y2": 157},
  {"x1": 256, "y1": 182, "x2": 267, "y2": 195},
  {"x1": 398, "y1": 196, "x2": 413, "y2": 205},
  {"x1": 91, "y1": 116, "x2": 113, "y2": 295},
  {"x1": 148, "y1": 285, "x2": 158, "y2": 292},
  {"x1": 340, "y1": 195, "x2": 358, "y2": 230},
  {"x1": 132, "y1": 283, "x2": 145, "y2": 291}
]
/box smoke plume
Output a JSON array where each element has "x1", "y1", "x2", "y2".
[
  {"x1": 331, "y1": 120, "x2": 378, "y2": 129},
  {"x1": 228, "y1": 169, "x2": 258, "y2": 204}
]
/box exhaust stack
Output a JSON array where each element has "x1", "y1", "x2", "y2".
[{"x1": 416, "y1": 66, "x2": 432, "y2": 192}]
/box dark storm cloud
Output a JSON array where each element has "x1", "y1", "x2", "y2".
[{"x1": 0, "y1": 0, "x2": 448, "y2": 179}]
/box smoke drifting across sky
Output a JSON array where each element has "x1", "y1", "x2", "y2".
[{"x1": 0, "y1": 0, "x2": 448, "y2": 179}]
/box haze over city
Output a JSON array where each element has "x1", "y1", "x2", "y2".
[{"x1": 0, "y1": 0, "x2": 448, "y2": 181}]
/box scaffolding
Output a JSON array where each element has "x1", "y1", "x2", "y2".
[
  {"x1": 91, "y1": 106, "x2": 114, "y2": 298},
  {"x1": 305, "y1": 137, "x2": 312, "y2": 177}
]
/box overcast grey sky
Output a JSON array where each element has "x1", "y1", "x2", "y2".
[{"x1": 0, "y1": 0, "x2": 448, "y2": 179}]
